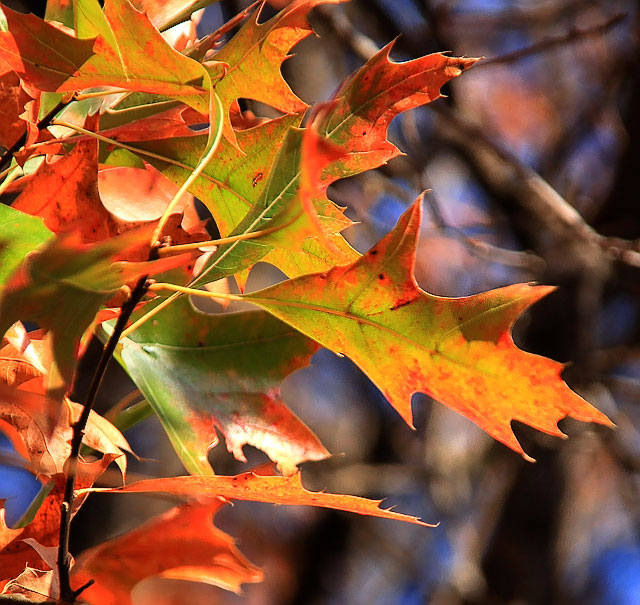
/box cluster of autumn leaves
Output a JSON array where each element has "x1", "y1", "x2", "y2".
[{"x1": 0, "y1": 0, "x2": 612, "y2": 602}]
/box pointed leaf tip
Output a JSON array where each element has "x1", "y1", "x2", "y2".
[{"x1": 236, "y1": 199, "x2": 612, "y2": 459}]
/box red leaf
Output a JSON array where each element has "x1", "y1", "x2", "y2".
[{"x1": 71, "y1": 499, "x2": 263, "y2": 604}]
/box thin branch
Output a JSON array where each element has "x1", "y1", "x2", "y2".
[
  {"x1": 477, "y1": 13, "x2": 627, "y2": 68},
  {"x1": 423, "y1": 192, "x2": 546, "y2": 272},
  {"x1": 57, "y1": 277, "x2": 149, "y2": 603}
]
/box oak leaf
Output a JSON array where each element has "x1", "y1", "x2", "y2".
[
  {"x1": 61, "y1": 0, "x2": 214, "y2": 114},
  {"x1": 0, "y1": 69, "x2": 31, "y2": 149},
  {"x1": 119, "y1": 296, "x2": 328, "y2": 475},
  {"x1": 0, "y1": 5, "x2": 95, "y2": 92},
  {"x1": 208, "y1": 0, "x2": 345, "y2": 146},
  {"x1": 239, "y1": 199, "x2": 613, "y2": 458},
  {"x1": 71, "y1": 499, "x2": 263, "y2": 604},
  {"x1": 83, "y1": 470, "x2": 433, "y2": 526},
  {"x1": 1, "y1": 540, "x2": 61, "y2": 602},
  {"x1": 0, "y1": 456, "x2": 117, "y2": 587},
  {"x1": 0, "y1": 385, "x2": 132, "y2": 478},
  {"x1": 317, "y1": 45, "x2": 479, "y2": 181}
]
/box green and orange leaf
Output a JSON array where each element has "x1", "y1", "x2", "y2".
[
  {"x1": 239, "y1": 199, "x2": 613, "y2": 458},
  {"x1": 0, "y1": 224, "x2": 189, "y2": 393},
  {"x1": 208, "y1": 0, "x2": 345, "y2": 146},
  {"x1": 0, "y1": 5, "x2": 95, "y2": 92},
  {"x1": 118, "y1": 296, "x2": 328, "y2": 475}
]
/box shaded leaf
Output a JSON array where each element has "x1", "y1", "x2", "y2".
[
  {"x1": 239, "y1": 200, "x2": 613, "y2": 458},
  {"x1": 0, "y1": 226, "x2": 188, "y2": 393},
  {"x1": 0, "y1": 384, "x2": 132, "y2": 477},
  {"x1": 71, "y1": 499, "x2": 263, "y2": 604},
  {"x1": 1, "y1": 540, "x2": 60, "y2": 602},
  {"x1": 84, "y1": 470, "x2": 434, "y2": 526},
  {"x1": 0, "y1": 69, "x2": 30, "y2": 148},
  {"x1": 119, "y1": 296, "x2": 328, "y2": 475},
  {"x1": 0, "y1": 456, "x2": 116, "y2": 586},
  {"x1": 0, "y1": 5, "x2": 95, "y2": 92},
  {"x1": 0, "y1": 328, "x2": 45, "y2": 388}
]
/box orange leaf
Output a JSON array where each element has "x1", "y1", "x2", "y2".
[
  {"x1": 0, "y1": 326, "x2": 46, "y2": 389},
  {"x1": 71, "y1": 499, "x2": 263, "y2": 604},
  {"x1": 0, "y1": 384, "x2": 132, "y2": 478},
  {"x1": 0, "y1": 69, "x2": 30, "y2": 149},
  {"x1": 212, "y1": 0, "x2": 345, "y2": 146},
  {"x1": 13, "y1": 139, "x2": 122, "y2": 245},
  {"x1": 0, "y1": 6, "x2": 95, "y2": 92},
  {"x1": 318, "y1": 45, "x2": 479, "y2": 181},
  {"x1": 81, "y1": 471, "x2": 434, "y2": 526},
  {"x1": 239, "y1": 199, "x2": 613, "y2": 458}
]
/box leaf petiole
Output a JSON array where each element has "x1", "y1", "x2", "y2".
[{"x1": 150, "y1": 93, "x2": 224, "y2": 248}]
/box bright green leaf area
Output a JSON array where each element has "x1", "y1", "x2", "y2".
[
  {"x1": 192, "y1": 127, "x2": 356, "y2": 287},
  {"x1": 0, "y1": 204, "x2": 53, "y2": 286},
  {"x1": 119, "y1": 296, "x2": 327, "y2": 476}
]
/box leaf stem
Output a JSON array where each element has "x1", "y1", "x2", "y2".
[
  {"x1": 49, "y1": 120, "x2": 194, "y2": 169},
  {"x1": 148, "y1": 282, "x2": 242, "y2": 302},
  {"x1": 157, "y1": 221, "x2": 295, "y2": 255},
  {"x1": 150, "y1": 93, "x2": 223, "y2": 248},
  {"x1": 119, "y1": 291, "x2": 181, "y2": 340},
  {"x1": 73, "y1": 89, "x2": 129, "y2": 101},
  {"x1": 57, "y1": 276, "x2": 149, "y2": 603},
  {"x1": 0, "y1": 165, "x2": 22, "y2": 197}
]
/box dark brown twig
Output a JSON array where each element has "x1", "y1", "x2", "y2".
[
  {"x1": 56, "y1": 276, "x2": 149, "y2": 603},
  {"x1": 477, "y1": 13, "x2": 627, "y2": 68}
]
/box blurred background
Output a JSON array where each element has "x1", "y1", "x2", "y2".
[{"x1": 3, "y1": 0, "x2": 640, "y2": 603}]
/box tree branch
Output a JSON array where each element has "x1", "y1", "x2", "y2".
[
  {"x1": 56, "y1": 276, "x2": 149, "y2": 603},
  {"x1": 477, "y1": 13, "x2": 627, "y2": 68}
]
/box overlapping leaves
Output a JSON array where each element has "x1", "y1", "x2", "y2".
[{"x1": 0, "y1": 0, "x2": 613, "y2": 602}]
